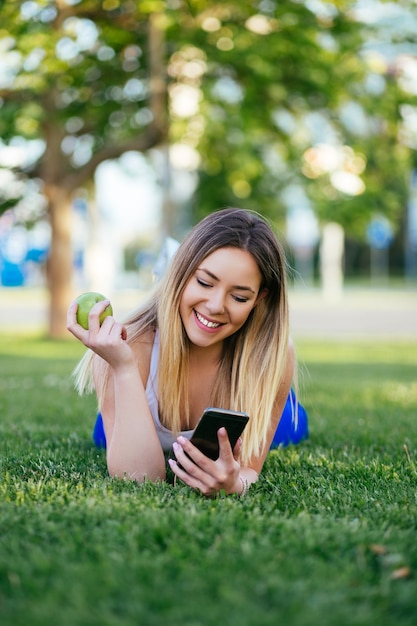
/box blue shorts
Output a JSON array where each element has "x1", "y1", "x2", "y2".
[
  {"x1": 92, "y1": 389, "x2": 308, "y2": 450},
  {"x1": 270, "y1": 389, "x2": 309, "y2": 448}
]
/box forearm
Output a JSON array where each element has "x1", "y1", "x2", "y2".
[{"x1": 106, "y1": 366, "x2": 166, "y2": 483}]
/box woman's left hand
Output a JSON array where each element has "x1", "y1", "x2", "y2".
[{"x1": 169, "y1": 428, "x2": 243, "y2": 497}]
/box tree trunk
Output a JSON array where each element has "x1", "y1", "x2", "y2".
[
  {"x1": 39, "y1": 11, "x2": 168, "y2": 338},
  {"x1": 46, "y1": 184, "x2": 74, "y2": 338}
]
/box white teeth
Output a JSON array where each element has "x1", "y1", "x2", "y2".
[{"x1": 195, "y1": 311, "x2": 221, "y2": 328}]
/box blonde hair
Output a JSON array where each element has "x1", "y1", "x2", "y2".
[{"x1": 74, "y1": 208, "x2": 292, "y2": 465}]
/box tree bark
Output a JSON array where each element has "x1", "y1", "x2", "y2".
[
  {"x1": 45, "y1": 184, "x2": 74, "y2": 338},
  {"x1": 39, "y1": 11, "x2": 168, "y2": 338}
]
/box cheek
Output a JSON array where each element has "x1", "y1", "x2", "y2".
[
  {"x1": 179, "y1": 293, "x2": 187, "y2": 319},
  {"x1": 233, "y1": 303, "x2": 256, "y2": 325},
  {"x1": 180, "y1": 284, "x2": 193, "y2": 307},
  {"x1": 179, "y1": 284, "x2": 195, "y2": 318}
]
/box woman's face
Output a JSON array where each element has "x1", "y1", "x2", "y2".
[{"x1": 179, "y1": 247, "x2": 264, "y2": 349}]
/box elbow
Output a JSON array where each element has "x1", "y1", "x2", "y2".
[{"x1": 107, "y1": 457, "x2": 166, "y2": 485}]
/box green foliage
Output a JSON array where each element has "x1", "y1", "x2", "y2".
[
  {"x1": 1, "y1": 2, "x2": 150, "y2": 137},
  {"x1": 165, "y1": 0, "x2": 417, "y2": 237},
  {"x1": 1, "y1": 333, "x2": 417, "y2": 625},
  {"x1": 0, "y1": 0, "x2": 416, "y2": 236},
  {"x1": 0, "y1": 0, "x2": 164, "y2": 207}
]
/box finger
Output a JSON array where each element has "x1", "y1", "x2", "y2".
[
  {"x1": 172, "y1": 441, "x2": 201, "y2": 475},
  {"x1": 232, "y1": 437, "x2": 243, "y2": 460},
  {"x1": 168, "y1": 458, "x2": 215, "y2": 496},
  {"x1": 217, "y1": 427, "x2": 235, "y2": 462},
  {"x1": 66, "y1": 300, "x2": 88, "y2": 341},
  {"x1": 104, "y1": 318, "x2": 127, "y2": 341},
  {"x1": 172, "y1": 440, "x2": 221, "y2": 491},
  {"x1": 168, "y1": 457, "x2": 202, "y2": 486},
  {"x1": 175, "y1": 436, "x2": 215, "y2": 474},
  {"x1": 87, "y1": 300, "x2": 113, "y2": 333},
  {"x1": 66, "y1": 300, "x2": 78, "y2": 327}
]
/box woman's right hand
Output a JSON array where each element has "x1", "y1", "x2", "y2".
[{"x1": 66, "y1": 299, "x2": 136, "y2": 371}]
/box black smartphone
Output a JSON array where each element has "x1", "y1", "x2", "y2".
[{"x1": 189, "y1": 407, "x2": 250, "y2": 460}]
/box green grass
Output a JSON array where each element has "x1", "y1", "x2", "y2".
[{"x1": 1, "y1": 333, "x2": 417, "y2": 626}]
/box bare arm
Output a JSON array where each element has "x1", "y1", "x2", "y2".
[{"x1": 67, "y1": 300, "x2": 165, "y2": 483}]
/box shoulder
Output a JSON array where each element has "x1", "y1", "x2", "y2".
[
  {"x1": 130, "y1": 328, "x2": 157, "y2": 383},
  {"x1": 130, "y1": 327, "x2": 156, "y2": 353},
  {"x1": 287, "y1": 337, "x2": 296, "y2": 370}
]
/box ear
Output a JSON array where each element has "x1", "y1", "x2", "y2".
[{"x1": 255, "y1": 288, "x2": 268, "y2": 306}]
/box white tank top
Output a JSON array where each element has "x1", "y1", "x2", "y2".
[{"x1": 145, "y1": 331, "x2": 194, "y2": 451}]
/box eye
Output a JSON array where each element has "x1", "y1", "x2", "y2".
[
  {"x1": 232, "y1": 295, "x2": 249, "y2": 303},
  {"x1": 196, "y1": 277, "x2": 211, "y2": 288}
]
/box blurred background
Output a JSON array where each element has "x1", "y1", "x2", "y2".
[{"x1": 0, "y1": 0, "x2": 416, "y2": 339}]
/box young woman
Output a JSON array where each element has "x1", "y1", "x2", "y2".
[{"x1": 67, "y1": 208, "x2": 308, "y2": 497}]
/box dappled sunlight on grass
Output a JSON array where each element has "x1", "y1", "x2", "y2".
[{"x1": 383, "y1": 382, "x2": 417, "y2": 408}]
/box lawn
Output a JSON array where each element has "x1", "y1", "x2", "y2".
[{"x1": 0, "y1": 332, "x2": 416, "y2": 626}]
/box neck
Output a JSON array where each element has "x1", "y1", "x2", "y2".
[{"x1": 188, "y1": 342, "x2": 223, "y2": 367}]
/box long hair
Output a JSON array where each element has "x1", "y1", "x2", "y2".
[{"x1": 74, "y1": 208, "x2": 291, "y2": 465}]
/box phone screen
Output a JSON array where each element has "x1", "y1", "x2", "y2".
[{"x1": 190, "y1": 407, "x2": 249, "y2": 460}]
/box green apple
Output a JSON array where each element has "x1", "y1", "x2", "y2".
[{"x1": 75, "y1": 292, "x2": 113, "y2": 330}]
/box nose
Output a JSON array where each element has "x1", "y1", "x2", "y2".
[{"x1": 206, "y1": 289, "x2": 226, "y2": 315}]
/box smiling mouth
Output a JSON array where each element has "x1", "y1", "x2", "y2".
[{"x1": 194, "y1": 310, "x2": 223, "y2": 329}]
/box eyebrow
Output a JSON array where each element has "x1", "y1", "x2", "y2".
[{"x1": 198, "y1": 268, "x2": 256, "y2": 294}]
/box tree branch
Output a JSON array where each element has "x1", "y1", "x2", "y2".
[{"x1": 64, "y1": 122, "x2": 165, "y2": 189}]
